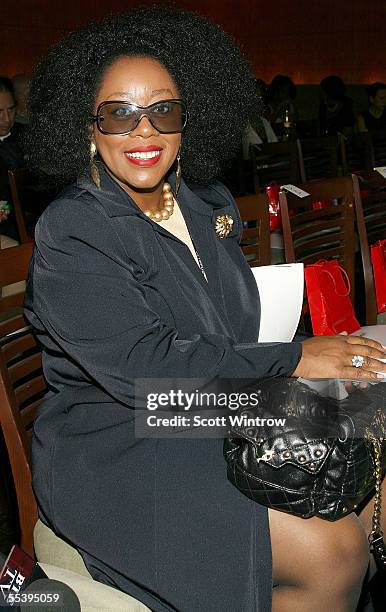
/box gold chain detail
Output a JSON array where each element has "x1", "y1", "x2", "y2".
[
  {"x1": 365, "y1": 408, "x2": 385, "y2": 545},
  {"x1": 368, "y1": 435, "x2": 383, "y2": 542}
]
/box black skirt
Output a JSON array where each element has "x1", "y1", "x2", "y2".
[{"x1": 33, "y1": 401, "x2": 272, "y2": 612}]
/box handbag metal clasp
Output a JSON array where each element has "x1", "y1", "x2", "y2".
[{"x1": 256, "y1": 450, "x2": 275, "y2": 463}]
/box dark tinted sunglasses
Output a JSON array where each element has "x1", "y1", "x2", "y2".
[{"x1": 92, "y1": 99, "x2": 188, "y2": 135}]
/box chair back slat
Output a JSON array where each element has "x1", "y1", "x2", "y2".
[
  {"x1": 2, "y1": 333, "x2": 38, "y2": 362},
  {"x1": 21, "y1": 400, "x2": 41, "y2": 430},
  {"x1": 292, "y1": 220, "x2": 346, "y2": 243},
  {"x1": 8, "y1": 353, "x2": 42, "y2": 386},
  {"x1": 0, "y1": 315, "x2": 28, "y2": 337},
  {"x1": 0, "y1": 294, "x2": 25, "y2": 313},
  {"x1": 235, "y1": 194, "x2": 271, "y2": 267},
  {"x1": 15, "y1": 375, "x2": 46, "y2": 408}
]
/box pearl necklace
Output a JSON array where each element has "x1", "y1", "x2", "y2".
[{"x1": 144, "y1": 182, "x2": 174, "y2": 222}]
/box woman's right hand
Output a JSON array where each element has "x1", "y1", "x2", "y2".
[{"x1": 292, "y1": 334, "x2": 386, "y2": 381}]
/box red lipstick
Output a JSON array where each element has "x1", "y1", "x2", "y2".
[{"x1": 124, "y1": 145, "x2": 163, "y2": 166}]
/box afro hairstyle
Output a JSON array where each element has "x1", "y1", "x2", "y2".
[{"x1": 26, "y1": 7, "x2": 258, "y2": 186}]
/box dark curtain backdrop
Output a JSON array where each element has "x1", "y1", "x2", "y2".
[{"x1": 2, "y1": 0, "x2": 385, "y2": 83}]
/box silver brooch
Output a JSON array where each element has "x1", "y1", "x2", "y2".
[{"x1": 215, "y1": 214, "x2": 234, "y2": 238}]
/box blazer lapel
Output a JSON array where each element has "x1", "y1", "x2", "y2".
[{"x1": 175, "y1": 181, "x2": 241, "y2": 324}]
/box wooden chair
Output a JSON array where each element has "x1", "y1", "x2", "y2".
[
  {"x1": 355, "y1": 171, "x2": 386, "y2": 245},
  {"x1": 0, "y1": 242, "x2": 39, "y2": 557},
  {"x1": 340, "y1": 132, "x2": 374, "y2": 175},
  {"x1": 250, "y1": 140, "x2": 301, "y2": 190},
  {"x1": 0, "y1": 314, "x2": 43, "y2": 557},
  {"x1": 0, "y1": 242, "x2": 34, "y2": 314},
  {"x1": 279, "y1": 177, "x2": 356, "y2": 303},
  {"x1": 352, "y1": 172, "x2": 386, "y2": 325},
  {"x1": 235, "y1": 193, "x2": 271, "y2": 267},
  {"x1": 371, "y1": 131, "x2": 386, "y2": 167},
  {"x1": 297, "y1": 135, "x2": 340, "y2": 182}
]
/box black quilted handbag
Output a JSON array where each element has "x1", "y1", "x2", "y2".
[{"x1": 224, "y1": 378, "x2": 386, "y2": 522}]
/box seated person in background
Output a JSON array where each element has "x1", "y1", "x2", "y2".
[
  {"x1": 266, "y1": 74, "x2": 297, "y2": 137},
  {"x1": 0, "y1": 77, "x2": 25, "y2": 168},
  {"x1": 319, "y1": 75, "x2": 355, "y2": 136},
  {"x1": 12, "y1": 74, "x2": 31, "y2": 125},
  {"x1": 357, "y1": 82, "x2": 386, "y2": 135},
  {"x1": 242, "y1": 121, "x2": 278, "y2": 159},
  {"x1": 0, "y1": 76, "x2": 26, "y2": 242},
  {"x1": 243, "y1": 79, "x2": 278, "y2": 158}
]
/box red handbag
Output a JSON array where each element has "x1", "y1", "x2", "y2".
[
  {"x1": 371, "y1": 239, "x2": 386, "y2": 313},
  {"x1": 304, "y1": 260, "x2": 361, "y2": 335}
]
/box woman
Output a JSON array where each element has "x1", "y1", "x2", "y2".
[
  {"x1": 266, "y1": 75, "x2": 297, "y2": 134},
  {"x1": 357, "y1": 82, "x2": 386, "y2": 134},
  {"x1": 319, "y1": 75, "x2": 355, "y2": 136},
  {"x1": 25, "y1": 8, "x2": 385, "y2": 612}
]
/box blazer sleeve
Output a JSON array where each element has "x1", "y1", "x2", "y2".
[{"x1": 26, "y1": 196, "x2": 302, "y2": 407}]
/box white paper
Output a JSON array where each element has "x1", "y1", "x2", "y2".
[
  {"x1": 280, "y1": 184, "x2": 310, "y2": 198},
  {"x1": 374, "y1": 167, "x2": 386, "y2": 180},
  {"x1": 251, "y1": 263, "x2": 304, "y2": 342}
]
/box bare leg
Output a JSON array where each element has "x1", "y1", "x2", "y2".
[{"x1": 269, "y1": 509, "x2": 369, "y2": 612}]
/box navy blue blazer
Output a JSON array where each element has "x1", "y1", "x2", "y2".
[{"x1": 25, "y1": 168, "x2": 301, "y2": 611}]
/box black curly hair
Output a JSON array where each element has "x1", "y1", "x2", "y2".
[{"x1": 26, "y1": 7, "x2": 258, "y2": 186}]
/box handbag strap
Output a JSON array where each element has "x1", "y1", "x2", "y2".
[
  {"x1": 316, "y1": 261, "x2": 351, "y2": 297},
  {"x1": 367, "y1": 434, "x2": 384, "y2": 544}
]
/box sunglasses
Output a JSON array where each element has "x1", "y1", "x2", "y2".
[{"x1": 92, "y1": 99, "x2": 188, "y2": 135}]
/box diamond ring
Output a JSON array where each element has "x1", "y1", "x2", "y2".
[{"x1": 351, "y1": 355, "x2": 365, "y2": 368}]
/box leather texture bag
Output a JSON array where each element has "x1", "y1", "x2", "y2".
[{"x1": 224, "y1": 378, "x2": 386, "y2": 522}]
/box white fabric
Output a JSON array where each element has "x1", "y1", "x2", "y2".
[{"x1": 242, "y1": 120, "x2": 278, "y2": 159}]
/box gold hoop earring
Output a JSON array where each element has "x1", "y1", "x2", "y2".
[
  {"x1": 175, "y1": 151, "x2": 181, "y2": 194},
  {"x1": 90, "y1": 142, "x2": 101, "y2": 189}
]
